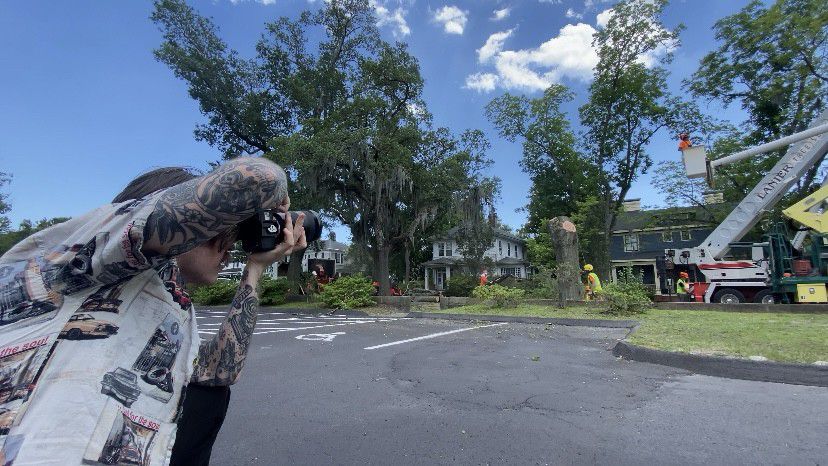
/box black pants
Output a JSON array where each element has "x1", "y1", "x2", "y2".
[{"x1": 170, "y1": 385, "x2": 231, "y2": 466}]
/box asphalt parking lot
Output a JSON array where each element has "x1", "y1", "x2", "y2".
[{"x1": 196, "y1": 308, "x2": 828, "y2": 465}]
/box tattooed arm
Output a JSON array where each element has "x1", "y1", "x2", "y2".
[
  {"x1": 142, "y1": 157, "x2": 288, "y2": 257},
  {"x1": 191, "y1": 212, "x2": 307, "y2": 386}
]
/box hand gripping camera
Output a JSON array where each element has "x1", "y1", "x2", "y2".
[{"x1": 237, "y1": 209, "x2": 322, "y2": 253}]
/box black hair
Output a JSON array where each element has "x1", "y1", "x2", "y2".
[{"x1": 112, "y1": 167, "x2": 198, "y2": 203}]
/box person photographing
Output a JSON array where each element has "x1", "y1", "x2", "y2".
[{"x1": 0, "y1": 157, "x2": 306, "y2": 465}]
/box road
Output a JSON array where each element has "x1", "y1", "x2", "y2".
[{"x1": 196, "y1": 308, "x2": 828, "y2": 465}]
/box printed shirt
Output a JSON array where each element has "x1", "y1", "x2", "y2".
[{"x1": 0, "y1": 192, "x2": 199, "y2": 465}]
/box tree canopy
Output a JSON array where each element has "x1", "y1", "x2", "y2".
[{"x1": 152, "y1": 0, "x2": 497, "y2": 293}]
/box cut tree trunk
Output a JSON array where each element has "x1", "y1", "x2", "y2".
[
  {"x1": 374, "y1": 245, "x2": 391, "y2": 296},
  {"x1": 287, "y1": 249, "x2": 305, "y2": 294},
  {"x1": 547, "y1": 216, "x2": 582, "y2": 302}
]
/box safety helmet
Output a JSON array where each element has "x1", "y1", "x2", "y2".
[
  {"x1": 679, "y1": 271, "x2": 689, "y2": 278},
  {"x1": 583, "y1": 264, "x2": 593, "y2": 271}
]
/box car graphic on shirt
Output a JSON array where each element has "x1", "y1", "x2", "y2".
[
  {"x1": 100, "y1": 368, "x2": 140, "y2": 407},
  {"x1": 59, "y1": 314, "x2": 118, "y2": 340}
]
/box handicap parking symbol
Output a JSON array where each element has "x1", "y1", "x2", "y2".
[{"x1": 295, "y1": 332, "x2": 345, "y2": 342}]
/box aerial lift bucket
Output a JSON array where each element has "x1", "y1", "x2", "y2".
[{"x1": 682, "y1": 146, "x2": 708, "y2": 179}]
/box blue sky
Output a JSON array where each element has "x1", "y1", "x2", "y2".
[{"x1": 0, "y1": 0, "x2": 749, "y2": 242}]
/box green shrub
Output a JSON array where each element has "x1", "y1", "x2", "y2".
[
  {"x1": 260, "y1": 276, "x2": 291, "y2": 306},
  {"x1": 406, "y1": 280, "x2": 424, "y2": 290},
  {"x1": 319, "y1": 274, "x2": 376, "y2": 309},
  {"x1": 472, "y1": 284, "x2": 526, "y2": 308},
  {"x1": 190, "y1": 279, "x2": 239, "y2": 305},
  {"x1": 601, "y1": 267, "x2": 652, "y2": 315},
  {"x1": 444, "y1": 275, "x2": 478, "y2": 297},
  {"x1": 519, "y1": 265, "x2": 558, "y2": 299}
]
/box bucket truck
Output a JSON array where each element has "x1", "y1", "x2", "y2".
[{"x1": 668, "y1": 110, "x2": 828, "y2": 303}]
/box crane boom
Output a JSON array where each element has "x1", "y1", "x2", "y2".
[{"x1": 699, "y1": 110, "x2": 828, "y2": 259}]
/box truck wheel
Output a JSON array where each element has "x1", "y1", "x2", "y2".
[
  {"x1": 753, "y1": 289, "x2": 775, "y2": 304},
  {"x1": 712, "y1": 288, "x2": 745, "y2": 304}
]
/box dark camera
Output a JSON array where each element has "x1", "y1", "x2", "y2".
[{"x1": 237, "y1": 209, "x2": 322, "y2": 253}]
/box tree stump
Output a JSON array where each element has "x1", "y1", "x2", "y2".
[{"x1": 547, "y1": 216, "x2": 582, "y2": 302}]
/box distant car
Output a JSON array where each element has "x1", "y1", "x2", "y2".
[
  {"x1": 101, "y1": 367, "x2": 140, "y2": 407},
  {"x1": 60, "y1": 314, "x2": 118, "y2": 340}
]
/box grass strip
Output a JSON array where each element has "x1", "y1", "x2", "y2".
[{"x1": 427, "y1": 304, "x2": 828, "y2": 364}]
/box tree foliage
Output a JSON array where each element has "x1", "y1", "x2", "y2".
[
  {"x1": 0, "y1": 217, "x2": 72, "y2": 257},
  {"x1": 152, "y1": 0, "x2": 494, "y2": 295},
  {"x1": 0, "y1": 173, "x2": 11, "y2": 233},
  {"x1": 578, "y1": 0, "x2": 684, "y2": 276},
  {"x1": 486, "y1": 85, "x2": 588, "y2": 235},
  {"x1": 486, "y1": 0, "x2": 683, "y2": 275},
  {"x1": 454, "y1": 178, "x2": 500, "y2": 273},
  {"x1": 687, "y1": 0, "x2": 828, "y2": 196}
]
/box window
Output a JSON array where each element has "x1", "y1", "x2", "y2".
[
  {"x1": 335, "y1": 253, "x2": 343, "y2": 264},
  {"x1": 500, "y1": 267, "x2": 517, "y2": 276},
  {"x1": 320, "y1": 252, "x2": 325, "y2": 259},
  {"x1": 680, "y1": 230, "x2": 692, "y2": 241},
  {"x1": 438, "y1": 242, "x2": 446, "y2": 257},
  {"x1": 623, "y1": 234, "x2": 640, "y2": 252},
  {"x1": 498, "y1": 240, "x2": 502, "y2": 255},
  {"x1": 662, "y1": 231, "x2": 673, "y2": 242},
  {"x1": 515, "y1": 268, "x2": 522, "y2": 278},
  {"x1": 507, "y1": 243, "x2": 511, "y2": 257},
  {"x1": 446, "y1": 242, "x2": 453, "y2": 257}
]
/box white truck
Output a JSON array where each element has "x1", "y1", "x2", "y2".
[{"x1": 668, "y1": 110, "x2": 828, "y2": 303}]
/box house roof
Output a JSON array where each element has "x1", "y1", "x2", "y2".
[
  {"x1": 421, "y1": 257, "x2": 461, "y2": 267},
  {"x1": 433, "y1": 226, "x2": 525, "y2": 244},
  {"x1": 316, "y1": 239, "x2": 348, "y2": 251},
  {"x1": 613, "y1": 204, "x2": 733, "y2": 232}
]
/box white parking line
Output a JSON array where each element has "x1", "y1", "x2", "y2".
[
  {"x1": 364, "y1": 323, "x2": 508, "y2": 350},
  {"x1": 252, "y1": 318, "x2": 408, "y2": 335},
  {"x1": 196, "y1": 317, "x2": 407, "y2": 336}
]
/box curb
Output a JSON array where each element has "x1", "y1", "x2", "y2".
[
  {"x1": 612, "y1": 341, "x2": 828, "y2": 387},
  {"x1": 406, "y1": 311, "x2": 638, "y2": 329}
]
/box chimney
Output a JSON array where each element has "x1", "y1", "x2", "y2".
[
  {"x1": 703, "y1": 191, "x2": 724, "y2": 205},
  {"x1": 622, "y1": 199, "x2": 641, "y2": 212}
]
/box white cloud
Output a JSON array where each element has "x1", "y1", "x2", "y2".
[
  {"x1": 464, "y1": 4, "x2": 673, "y2": 93},
  {"x1": 464, "y1": 73, "x2": 499, "y2": 92},
  {"x1": 565, "y1": 8, "x2": 583, "y2": 20},
  {"x1": 371, "y1": 1, "x2": 410, "y2": 37},
  {"x1": 596, "y1": 8, "x2": 613, "y2": 28},
  {"x1": 477, "y1": 29, "x2": 514, "y2": 63},
  {"x1": 229, "y1": 0, "x2": 278, "y2": 5},
  {"x1": 491, "y1": 8, "x2": 510, "y2": 21},
  {"x1": 433, "y1": 5, "x2": 468, "y2": 35},
  {"x1": 538, "y1": 0, "x2": 562, "y2": 3},
  {"x1": 491, "y1": 23, "x2": 598, "y2": 91}
]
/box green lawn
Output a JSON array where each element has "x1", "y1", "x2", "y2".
[{"x1": 431, "y1": 304, "x2": 828, "y2": 364}]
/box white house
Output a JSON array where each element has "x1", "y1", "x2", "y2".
[
  {"x1": 292, "y1": 239, "x2": 348, "y2": 272},
  {"x1": 220, "y1": 239, "x2": 349, "y2": 279},
  {"x1": 422, "y1": 227, "x2": 529, "y2": 290}
]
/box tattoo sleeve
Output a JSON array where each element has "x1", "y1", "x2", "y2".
[
  {"x1": 142, "y1": 157, "x2": 287, "y2": 258},
  {"x1": 191, "y1": 268, "x2": 260, "y2": 386}
]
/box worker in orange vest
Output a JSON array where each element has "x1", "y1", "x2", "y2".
[
  {"x1": 479, "y1": 270, "x2": 488, "y2": 286},
  {"x1": 678, "y1": 132, "x2": 692, "y2": 151}
]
